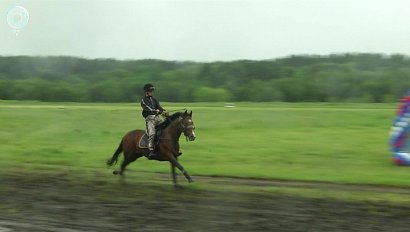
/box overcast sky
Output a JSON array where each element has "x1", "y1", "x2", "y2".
[{"x1": 1, "y1": 0, "x2": 410, "y2": 61}]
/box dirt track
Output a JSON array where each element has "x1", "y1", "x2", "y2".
[{"x1": 1, "y1": 172, "x2": 410, "y2": 232}]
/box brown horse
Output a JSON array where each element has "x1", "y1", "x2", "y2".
[{"x1": 106, "y1": 110, "x2": 196, "y2": 185}]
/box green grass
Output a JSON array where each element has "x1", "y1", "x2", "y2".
[{"x1": 0, "y1": 100, "x2": 407, "y2": 186}]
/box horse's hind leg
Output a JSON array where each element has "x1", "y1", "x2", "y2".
[{"x1": 114, "y1": 153, "x2": 139, "y2": 175}]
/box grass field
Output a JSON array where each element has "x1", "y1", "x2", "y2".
[{"x1": 0, "y1": 100, "x2": 406, "y2": 186}]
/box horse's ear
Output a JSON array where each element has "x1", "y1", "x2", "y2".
[
  {"x1": 184, "y1": 110, "x2": 188, "y2": 115},
  {"x1": 189, "y1": 111, "x2": 192, "y2": 116}
]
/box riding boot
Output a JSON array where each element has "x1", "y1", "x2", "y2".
[{"x1": 147, "y1": 141, "x2": 156, "y2": 159}]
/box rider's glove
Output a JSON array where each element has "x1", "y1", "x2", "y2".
[{"x1": 162, "y1": 111, "x2": 170, "y2": 117}]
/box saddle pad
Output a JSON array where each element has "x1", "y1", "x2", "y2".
[{"x1": 138, "y1": 133, "x2": 149, "y2": 148}]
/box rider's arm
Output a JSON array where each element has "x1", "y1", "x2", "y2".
[{"x1": 154, "y1": 98, "x2": 165, "y2": 113}]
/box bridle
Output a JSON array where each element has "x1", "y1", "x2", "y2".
[
  {"x1": 178, "y1": 117, "x2": 196, "y2": 141},
  {"x1": 159, "y1": 113, "x2": 196, "y2": 142}
]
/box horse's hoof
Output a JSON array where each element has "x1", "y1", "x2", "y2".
[
  {"x1": 188, "y1": 179, "x2": 194, "y2": 183},
  {"x1": 174, "y1": 184, "x2": 183, "y2": 189},
  {"x1": 113, "y1": 170, "x2": 118, "y2": 175}
]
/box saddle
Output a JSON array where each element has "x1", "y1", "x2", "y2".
[
  {"x1": 137, "y1": 127, "x2": 164, "y2": 149},
  {"x1": 138, "y1": 134, "x2": 150, "y2": 149}
]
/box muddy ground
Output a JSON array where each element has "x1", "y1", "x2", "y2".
[{"x1": 1, "y1": 172, "x2": 410, "y2": 232}]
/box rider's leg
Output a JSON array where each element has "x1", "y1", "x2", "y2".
[{"x1": 146, "y1": 116, "x2": 157, "y2": 159}]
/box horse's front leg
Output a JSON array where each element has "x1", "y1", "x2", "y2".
[
  {"x1": 170, "y1": 162, "x2": 178, "y2": 186},
  {"x1": 169, "y1": 156, "x2": 194, "y2": 183}
]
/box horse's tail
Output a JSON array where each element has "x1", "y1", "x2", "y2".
[{"x1": 106, "y1": 139, "x2": 123, "y2": 167}]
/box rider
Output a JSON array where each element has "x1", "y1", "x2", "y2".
[{"x1": 140, "y1": 83, "x2": 167, "y2": 159}]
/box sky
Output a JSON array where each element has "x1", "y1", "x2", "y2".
[{"x1": 1, "y1": 0, "x2": 410, "y2": 61}]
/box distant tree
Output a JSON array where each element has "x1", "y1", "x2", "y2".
[
  {"x1": 0, "y1": 54, "x2": 410, "y2": 103},
  {"x1": 193, "y1": 86, "x2": 232, "y2": 102}
]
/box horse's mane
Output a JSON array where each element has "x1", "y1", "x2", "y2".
[{"x1": 156, "y1": 112, "x2": 184, "y2": 130}]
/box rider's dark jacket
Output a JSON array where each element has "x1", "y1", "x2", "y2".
[{"x1": 140, "y1": 95, "x2": 164, "y2": 118}]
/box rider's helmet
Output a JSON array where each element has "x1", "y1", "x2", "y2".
[{"x1": 143, "y1": 83, "x2": 155, "y2": 92}]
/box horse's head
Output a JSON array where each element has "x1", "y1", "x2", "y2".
[{"x1": 179, "y1": 110, "x2": 196, "y2": 141}]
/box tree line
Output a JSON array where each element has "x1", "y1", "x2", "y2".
[{"x1": 0, "y1": 53, "x2": 409, "y2": 103}]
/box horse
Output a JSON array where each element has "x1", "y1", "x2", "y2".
[{"x1": 106, "y1": 110, "x2": 196, "y2": 186}]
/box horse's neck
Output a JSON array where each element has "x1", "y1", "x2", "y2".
[{"x1": 163, "y1": 118, "x2": 182, "y2": 140}]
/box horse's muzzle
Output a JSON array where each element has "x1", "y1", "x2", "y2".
[{"x1": 188, "y1": 134, "x2": 196, "y2": 141}]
